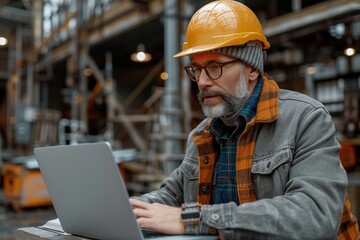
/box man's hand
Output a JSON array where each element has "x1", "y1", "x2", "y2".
[{"x1": 130, "y1": 199, "x2": 185, "y2": 235}]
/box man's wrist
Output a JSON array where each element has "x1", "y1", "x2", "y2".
[
  {"x1": 181, "y1": 202, "x2": 202, "y2": 220},
  {"x1": 181, "y1": 202, "x2": 202, "y2": 234}
]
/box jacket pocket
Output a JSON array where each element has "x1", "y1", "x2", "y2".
[
  {"x1": 180, "y1": 157, "x2": 199, "y2": 202},
  {"x1": 251, "y1": 149, "x2": 292, "y2": 198}
]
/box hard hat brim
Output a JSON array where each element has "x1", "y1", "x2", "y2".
[{"x1": 174, "y1": 34, "x2": 270, "y2": 58}]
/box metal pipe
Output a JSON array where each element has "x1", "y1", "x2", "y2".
[
  {"x1": 26, "y1": 63, "x2": 34, "y2": 105},
  {"x1": 105, "y1": 51, "x2": 114, "y2": 143},
  {"x1": 6, "y1": 31, "x2": 14, "y2": 154},
  {"x1": 0, "y1": 132, "x2": 3, "y2": 168},
  {"x1": 163, "y1": 0, "x2": 181, "y2": 173},
  {"x1": 292, "y1": 0, "x2": 301, "y2": 12}
]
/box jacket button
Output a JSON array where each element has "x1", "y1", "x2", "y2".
[
  {"x1": 201, "y1": 185, "x2": 209, "y2": 194},
  {"x1": 202, "y1": 156, "x2": 209, "y2": 164},
  {"x1": 211, "y1": 213, "x2": 220, "y2": 221}
]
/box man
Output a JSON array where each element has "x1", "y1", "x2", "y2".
[{"x1": 130, "y1": 0, "x2": 359, "y2": 239}]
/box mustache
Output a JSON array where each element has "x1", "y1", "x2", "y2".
[
  {"x1": 197, "y1": 88, "x2": 224, "y2": 99},
  {"x1": 197, "y1": 88, "x2": 233, "y2": 104}
]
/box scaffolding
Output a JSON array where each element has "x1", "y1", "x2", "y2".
[{"x1": 1, "y1": 0, "x2": 205, "y2": 193}]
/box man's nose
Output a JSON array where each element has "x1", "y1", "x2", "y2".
[{"x1": 197, "y1": 69, "x2": 213, "y2": 89}]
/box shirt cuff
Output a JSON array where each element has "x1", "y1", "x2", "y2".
[{"x1": 181, "y1": 203, "x2": 218, "y2": 235}]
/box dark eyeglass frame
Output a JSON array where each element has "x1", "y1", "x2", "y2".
[{"x1": 184, "y1": 59, "x2": 240, "y2": 82}]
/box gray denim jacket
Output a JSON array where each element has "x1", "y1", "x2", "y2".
[{"x1": 133, "y1": 89, "x2": 347, "y2": 240}]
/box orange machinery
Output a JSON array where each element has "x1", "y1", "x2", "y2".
[{"x1": 2, "y1": 156, "x2": 51, "y2": 210}]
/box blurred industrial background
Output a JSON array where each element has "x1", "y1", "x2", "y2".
[{"x1": 0, "y1": 0, "x2": 360, "y2": 239}]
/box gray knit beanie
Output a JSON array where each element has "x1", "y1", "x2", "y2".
[{"x1": 209, "y1": 43, "x2": 265, "y2": 75}]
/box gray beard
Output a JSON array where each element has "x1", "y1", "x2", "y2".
[{"x1": 197, "y1": 72, "x2": 249, "y2": 118}]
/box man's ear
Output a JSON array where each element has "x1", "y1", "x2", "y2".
[{"x1": 249, "y1": 66, "x2": 260, "y2": 81}]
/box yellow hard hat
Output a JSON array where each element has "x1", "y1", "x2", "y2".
[{"x1": 174, "y1": 0, "x2": 270, "y2": 58}]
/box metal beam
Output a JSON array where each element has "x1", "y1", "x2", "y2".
[
  {"x1": 0, "y1": 6, "x2": 31, "y2": 24},
  {"x1": 264, "y1": 0, "x2": 360, "y2": 38},
  {"x1": 33, "y1": 0, "x2": 164, "y2": 71},
  {"x1": 87, "y1": 1, "x2": 163, "y2": 47}
]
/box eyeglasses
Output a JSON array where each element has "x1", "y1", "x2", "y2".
[{"x1": 184, "y1": 59, "x2": 240, "y2": 82}]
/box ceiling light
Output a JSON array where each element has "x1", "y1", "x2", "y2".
[
  {"x1": 130, "y1": 43, "x2": 152, "y2": 62},
  {"x1": 307, "y1": 66, "x2": 316, "y2": 75},
  {"x1": 0, "y1": 37, "x2": 8, "y2": 46},
  {"x1": 160, "y1": 72, "x2": 168, "y2": 80},
  {"x1": 344, "y1": 47, "x2": 355, "y2": 57}
]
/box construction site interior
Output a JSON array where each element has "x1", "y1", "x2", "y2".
[{"x1": 0, "y1": 0, "x2": 360, "y2": 239}]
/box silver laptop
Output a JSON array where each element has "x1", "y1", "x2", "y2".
[{"x1": 34, "y1": 142, "x2": 218, "y2": 240}]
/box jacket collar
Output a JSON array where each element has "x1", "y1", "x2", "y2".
[{"x1": 253, "y1": 74, "x2": 279, "y2": 123}]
